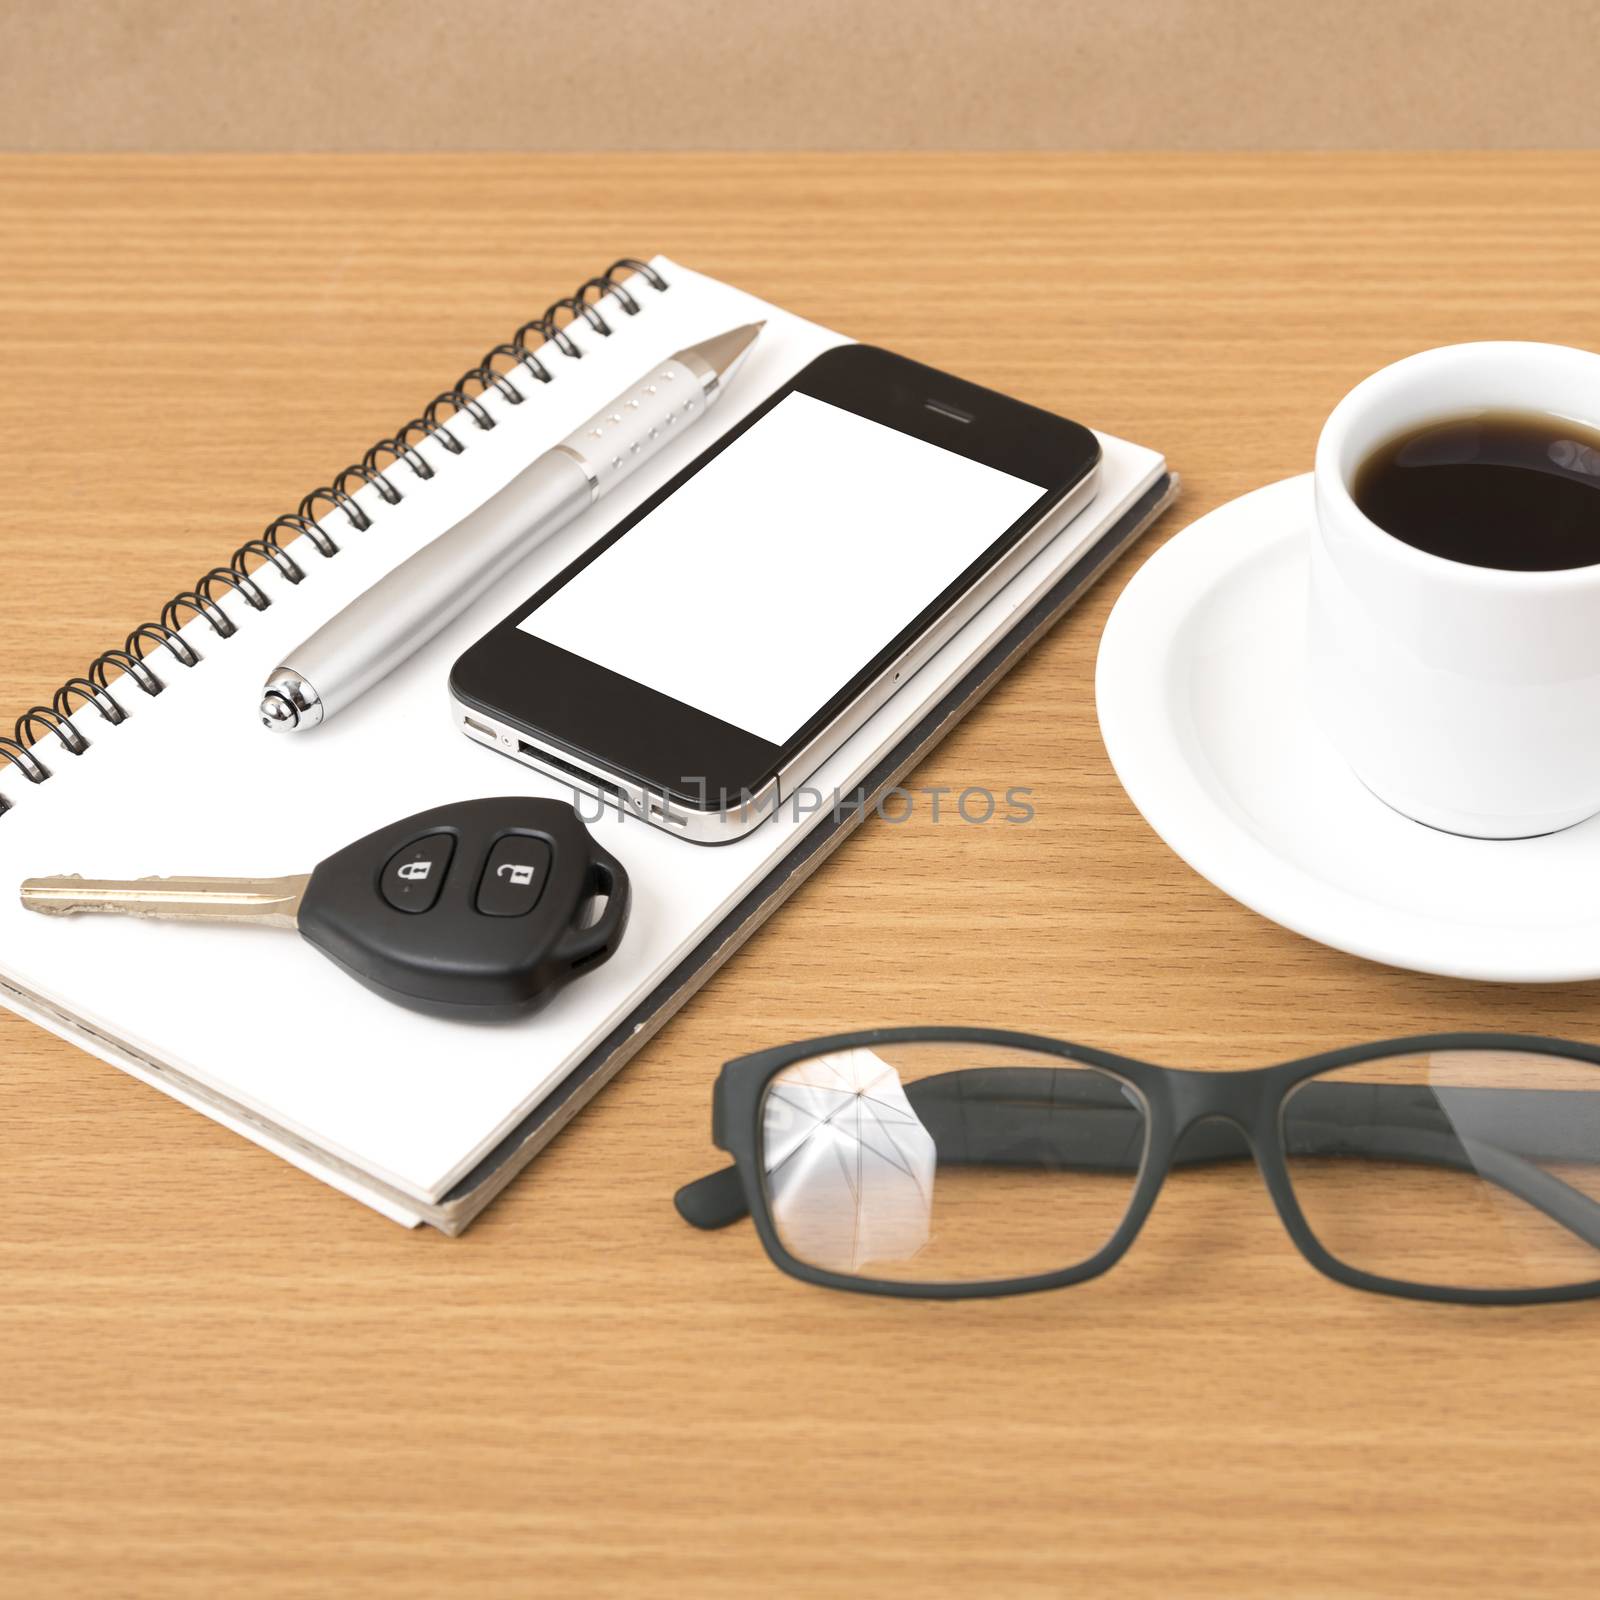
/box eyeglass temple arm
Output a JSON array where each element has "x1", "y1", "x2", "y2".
[
  {"x1": 674, "y1": 1071, "x2": 1600, "y2": 1246},
  {"x1": 901, "y1": 1076, "x2": 1600, "y2": 1247},
  {"x1": 670, "y1": 1116, "x2": 1272, "y2": 1231},
  {"x1": 676, "y1": 1165, "x2": 746, "y2": 1229}
]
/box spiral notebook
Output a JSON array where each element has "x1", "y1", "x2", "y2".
[{"x1": 0, "y1": 255, "x2": 1175, "y2": 1231}]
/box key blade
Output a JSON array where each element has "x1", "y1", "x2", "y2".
[{"x1": 19, "y1": 873, "x2": 311, "y2": 929}]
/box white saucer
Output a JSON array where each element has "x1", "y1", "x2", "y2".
[{"x1": 1096, "y1": 474, "x2": 1600, "y2": 984}]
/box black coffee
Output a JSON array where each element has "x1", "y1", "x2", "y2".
[{"x1": 1353, "y1": 410, "x2": 1600, "y2": 571}]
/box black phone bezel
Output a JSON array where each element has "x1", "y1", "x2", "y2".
[{"x1": 449, "y1": 343, "x2": 1101, "y2": 813}]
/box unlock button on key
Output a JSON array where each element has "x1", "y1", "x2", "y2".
[{"x1": 476, "y1": 837, "x2": 553, "y2": 917}]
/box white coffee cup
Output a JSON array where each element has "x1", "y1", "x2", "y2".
[{"x1": 1309, "y1": 340, "x2": 1600, "y2": 839}]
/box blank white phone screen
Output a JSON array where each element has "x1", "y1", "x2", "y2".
[{"x1": 519, "y1": 391, "x2": 1045, "y2": 745}]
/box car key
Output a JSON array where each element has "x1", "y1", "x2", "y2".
[{"x1": 19, "y1": 797, "x2": 630, "y2": 1022}]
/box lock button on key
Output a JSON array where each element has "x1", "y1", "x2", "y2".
[
  {"x1": 382, "y1": 833, "x2": 455, "y2": 913},
  {"x1": 477, "y1": 836, "x2": 552, "y2": 917}
]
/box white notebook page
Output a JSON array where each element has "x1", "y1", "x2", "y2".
[{"x1": 0, "y1": 258, "x2": 1166, "y2": 1220}]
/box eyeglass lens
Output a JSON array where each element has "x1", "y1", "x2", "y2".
[
  {"x1": 758, "y1": 1040, "x2": 1148, "y2": 1285},
  {"x1": 1282, "y1": 1049, "x2": 1600, "y2": 1292}
]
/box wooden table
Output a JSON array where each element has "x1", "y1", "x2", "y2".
[{"x1": 3, "y1": 153, "x2": 1599, "y2": 1597}]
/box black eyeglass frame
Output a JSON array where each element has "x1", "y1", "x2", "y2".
[{"x1": 677, "y1": 1026, "x2": 1600, "y2": 1306}]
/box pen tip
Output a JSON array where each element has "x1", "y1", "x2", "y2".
[{"x1": 684, "y1": 322, "x2": 764, "y2": 390}]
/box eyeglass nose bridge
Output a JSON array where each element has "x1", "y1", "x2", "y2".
[{"x1": 1163, "y1": 1066, "x2": 1279, "y2": 1151}]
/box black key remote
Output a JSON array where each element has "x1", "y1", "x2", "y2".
[
  {"x1": 298, "y1": 797, "x2": 630, "y2": 1021},
  {"x1": 21, "y1": 797, "x2": 629, "y2": 1023}
]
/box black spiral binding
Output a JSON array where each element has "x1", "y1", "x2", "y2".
[{"x1": 0, "y1": 257, "x2": 668, "y2": 818}]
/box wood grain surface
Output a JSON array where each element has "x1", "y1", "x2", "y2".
[
  {"x1": 3, "y1": 153, "x2": 1599, "y2": 1598},
  {"x1": 12, "y1": 2, "x2": 1600, "y2": 153}
]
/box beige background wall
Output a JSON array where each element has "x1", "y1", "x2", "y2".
[{"x1": 3, "y1": 0, "x2": 1600, "y2": 150}]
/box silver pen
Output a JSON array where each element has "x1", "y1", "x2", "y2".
[{"x1": 259, "y1": 321, "x2": 765, "y2": 731}]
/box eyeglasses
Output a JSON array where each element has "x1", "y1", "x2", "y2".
[{"x1": 673, "y1": 1028, "x2": 1600, "y2": 1305}]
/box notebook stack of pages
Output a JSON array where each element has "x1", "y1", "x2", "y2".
[{"x1": 0, "y1": 257, "x2": 1174, "y2": 1231}]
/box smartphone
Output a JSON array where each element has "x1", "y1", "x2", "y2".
[{"x1": 449, "y1": 344, "x2": 1101, "y2": 843}]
